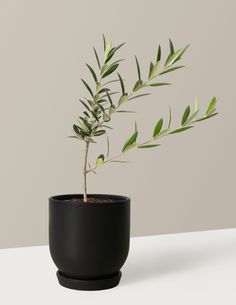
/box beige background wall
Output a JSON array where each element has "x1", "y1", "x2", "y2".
[{"x1": 0, "y1": 0, "x2": 235, "y2": 248}]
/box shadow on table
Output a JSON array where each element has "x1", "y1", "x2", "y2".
[{"x1": 122, "y1": 233, "x2": 236, "y2": 285}]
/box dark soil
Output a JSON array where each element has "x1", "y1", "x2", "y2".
[{"x1": 64, "y1": 197, "x2": 114, "y2": 205}]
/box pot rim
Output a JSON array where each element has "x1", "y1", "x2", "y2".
[{"x1": 49, "y1": 194, "x2": 130, "y2": 207}]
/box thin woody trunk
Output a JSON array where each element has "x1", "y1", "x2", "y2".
[{"x1": 83, "y1": 140, "x2": 89, "y2": 202}]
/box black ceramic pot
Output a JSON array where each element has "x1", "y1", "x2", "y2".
[{"x1": 49, "y1": 194, "x2": 130, "y2": 291}]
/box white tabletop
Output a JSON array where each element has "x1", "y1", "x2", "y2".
[{"x1": 1, "y1": 228, "x2": 236, "y2": 305}]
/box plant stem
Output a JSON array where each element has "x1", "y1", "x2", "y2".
[{"x1": 83, "y1": 140, "x2": 90, "y2": 201}]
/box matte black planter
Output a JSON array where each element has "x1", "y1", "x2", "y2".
[{"x1": 49, "y1": 194, "x2": 130, "y2": 291}]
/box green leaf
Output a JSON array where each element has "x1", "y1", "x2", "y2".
[
  {"x1": 96, "y1": 154, "x2": 105, "y2": 167},
  {"x1": 81, "y1": 79, "x2": 93, "y2": 97},
  {"x1": 73, "y1": 124, "x2": 81, "y2": 136},
  {"x1": 159, "y1": 65, "x2": 185, "y2": 75},
  {"x1": 98, "y1": 87, "x2": 110, "y2": 94},
  {"x1": 138, "y1": 144, "x2": 160, "y2": 148},
  {"x1": 105, "y1": 42, "x2": 125, "y2": 63},
  {"x1": 149, "y1": 82, "x2": 171, "y2": 87},
  {"x1": 165, "y1": 44, "x2": 190, "y2": 67},
  {"x1": 118, "y1": 94, "x2": 128, "y2": 106},
  {"x1": 109, "y1": 105, "x2": 116, "y2": 115},
  {"x1": 79, "y1": 99, "x2": 91, "y2": 113},
  {"x1": 206, "y1": 97, "x2": 217, "y2": 116},
  {"x1": 135, "y1": 56, "x2": 141, "y2": 82},
  {"x1": 181, "y1": 105, "x2": 191, "y2": 125},
  {"x1": 133, "y1": 80, "x2": 143, "y2": 92},
  {"x1": 117, "y1": 73, "x2": 125, "y2": 95},
  {"x1": 169, "y1": 38, "x2": 175, "y2": 55},
  {"x1": 91, "y1": 111, "x2": 99, "y2": 122},
  {"x1": 156, "y1": 45, "x2": 161, "y2": 62},
  {"x1": 116, "y1": 110, "x2": 136, "y2": 113},
  {"x1": 106, "y1": 136, "x2": 110, "y2": 158},
  {"x1": 68, "y1": 135, "x2": 83, "y2": 140},
  {"x1": 185, "y1": 100, "x2": 199, "y2": 124},
  {"x1": 102, "y1": 34, "x2": 106, "y2": 51},
  {"x1": 86, "y1": 63, "x2": 97, "y2": 82},
  {"x1": 93, "y1": 47, "x2": 101, "y2": 69},
  {"x1": 102, "y1": 63, "x2": 119, "y2": 78},
  {"x1": 195, "y1": 113, "x2": 218, "y2": 122},
  {"x1": 122, "y1": 131, "x2": 138, "y2": 152},
  {"x1": 153, "y1": 118, "x2": 163, "y2": 138},
  {"x1": 106, "y1": 91, "x2": 113, "y2": 106},
  {"x1": 149, "y1": 61, "x2": 160, "y2": 79},
  {"x1": 80, "y1": 117, "x2": 92, "y2": 132},
  {"x1": 97, "y1": 103, "x2": 105, "y2": 113},
  {"x1": 168, "y1": 106, "x2": 172, "y2": 129},
  {"x1": 83, "y1": 111, "x2": 90, "y2": 118},
  {"x1": 170, "y1": 126, "x2": 193, "y2": 134},
  {"x1": 104, "y1": 40, "x2": 112, "y2": 59},
  {"x1": 128, "y1": 93, "x2": 150, "y2": 101},
  {"x1": 148, "y1": 62, "x2": 154, "y2": 78},
  {"x1": 94, "y1": 130, "x2": 106, "y2": 136}
]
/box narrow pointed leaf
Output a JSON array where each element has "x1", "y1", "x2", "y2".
[
  {"x1": 79, "y1": 99, "x2": 91, "y2": 112},
  {"x1": 102, "y1": 64, "x2": 119, "y2": 78},
  {"x1": 206, "y1": 97, "x2": 217, "y2": 116},
  {"x1": 73, "y1": 124, "x2": 83, "y2": 137},
  {"x1": 181, "y1": 105, "x2": 191, "y2": 125},
  {"x1": 149, "y1": 62, "x2": 154, "y2": 78},
  {"x1": 170, "y1": 126, "x2": 193, "y2": 134},
  {"x1": 105, "y1": 42, "x2": 125, "y2": 63},
  {"x1": 122, "y1": 131, "x2": 138, "y2": 152},
  {"x1": 149, "y1": 82, "x2": 171, "y2": 87},
  {"x1": 102, "y1": 34, "x2": 106, "y2": 51},
  {"x1": 195, "y1": 113, "x2": 218, "y2": 122},
  {"x1": 116, "y1": 110, "x2": 136, "y2": 113},
  {"x1": 156, "y1": 45, "x2": 161, "y2": 62},
  {"x1": 93, "y1": 47, "x2": 101, "y2": 69},
  {"x1": 133, "y1": 80, "x2": 142, "y2": 92},
  {"x1": 94, "y1": 130, "x2": 106, "y2": 136},
  {"x1": 159, "y1": 65, "x2": 185, "y2": 75},
  {"x1": 153, "y1": 118, "x2": 163, "y2": 138},
  {"x1": 104, "y1": 40, "x2": 112, "y2": 58},
  {"x1": 68, "y1": 135, "x2": 83, "y2": 140},
  {"x1": 165, "y1": 44, "x2": 189, "y2": 67},
  {"x1": 149, "y1": 61, "x2": 160, "y2": 79},
  {"x1": 81, "y1": 79, "x2": 93, "y2": 97},
  {"x1": 169, "y1": 39, "x2": 175, "y2": 55},
  {"x1": 138, "y1": 144, "x2": 160, "y2": 148},
  {"x1": 135, "y1": 56, "x2": 141, "y2": 82},
  {"x1": 168, "y1": 106, "x2": 172, "y2": 128},
  {"x1": 117, "y1": 73, "x2": 125, "y2": 95},
  {"x1": 128, "y1": 93, "x2": 151, "y2": 101},
  {"x1": 106, "y1": 91, "x2": 113, "y2": 106},
  {"x1": 86, "y1": 63, "x2": 97, "y2": 82}
]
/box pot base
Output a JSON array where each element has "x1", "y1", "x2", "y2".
[{"x1": 57, "y1": 270, "x2": 122, "y2": 291}]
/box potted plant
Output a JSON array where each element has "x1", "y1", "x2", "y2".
[{"x1": 49, "y1": 36, "x2": 218, "y2": 291}]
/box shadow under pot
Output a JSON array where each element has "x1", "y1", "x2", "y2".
[{"x1": 49, "y1": 194, "x2": 130, "y2": 291}]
